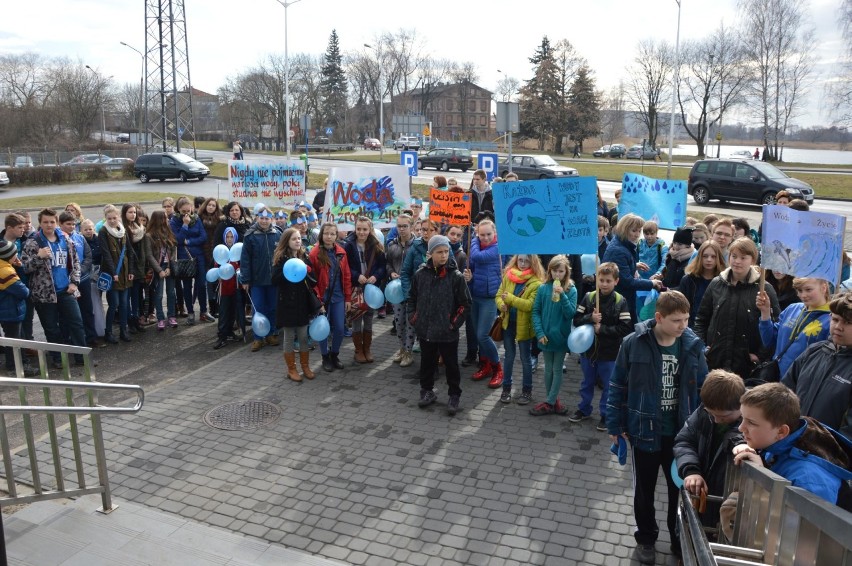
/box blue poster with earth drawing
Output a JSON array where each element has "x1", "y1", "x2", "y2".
[
  {"x1": 620, "y1": 173, "x2": 687, "y2": 230},
  {"x1": 760, "y1": 205, "x2": 847, "y2": 284},
  {"x1": 491, "y1": 176, "x2": 598, "y2": 255}
]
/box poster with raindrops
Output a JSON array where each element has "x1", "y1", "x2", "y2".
[
  {"x1": 491, "y1": 176, "x2": 598, "y2": 255},
  {"x1": 760, "y1": 205, "x2": 847, "y2": 285},
  {"x1": 619, "y1": 173, "x2": 687, "y2": 230}
]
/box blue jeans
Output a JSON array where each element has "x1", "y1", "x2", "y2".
[
  {"x1": 320, "y1": 300, "x2": 345, "y2": 355},
  {"x1": 105, "y1": 287, "x2": 130, "y2": 334},
  {"x1": 250, "y1": 285, "x2": 277, "y2": 335},
  {"x1": 464, "y1": 311, "x2": 478, "y2": 359},
  {"x1": 471, "y1": 296, "x2": 499, "y2": 363},
  {"x1": 502, "y1": 324, "x2": 532, "y2": 391},
  {"x1": 579, "y1": 358, "x2": 615, "y2": 418},
  {"x1": 34, "y1": 292, "x2": 86, "y2": 362},
  {"x1": 154, "y1": 276, "x2": 176, "y2": 320},
  {"x1": 542, "y1": 349, "x2": 567, "y2": 405}
]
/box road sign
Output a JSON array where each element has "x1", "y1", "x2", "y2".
[
  {"x1": 325, "y1": 127, "x2": 333, "y2": 135},
  {"x1": 379, "y1": 127, "x2": 385, "y2": 135},
  {"x1": 423, "y1": 126, "x2": 431, "y2": 136},
  {"x1": 288, "y1": 129, "x2": 295, "y2": 138},
  {"x1": 401, "y1": 151, "x2": 418, "y2": 177},
  {"x1": 716, "y1": 131, "x2": 723, "y2": 141},
  {"x1": 478, "y1": 153, "x2": 499, "y2": 182},
  {"x1": 299, "y1": 114, "x2": 311, "y2": 130},
  {"x1": 178, "y1": 127, "x2": 185, "y2": 139}
]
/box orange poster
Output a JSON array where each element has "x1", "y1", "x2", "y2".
[{"x1": 429, "y1": 189, "x2": 472, "y2": 226}]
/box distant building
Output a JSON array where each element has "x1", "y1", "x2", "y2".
[{"x1": 401, "y1": 81, "x2": 494, "y2": 141}]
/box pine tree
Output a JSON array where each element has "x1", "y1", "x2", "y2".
[
  {"x1": 519, "y1": 36, "x2": 560, "y2": 150},
  {"x1": 566, "y1": 65, "x2": 601, "y2": 150},
  {"x1": 320, "y1": 30, "x2": 348, "y2": 134}
]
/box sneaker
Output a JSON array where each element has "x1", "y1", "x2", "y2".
[
  {"x1": 167, "y1": 317, "x2": 178, "y2": 328},
  {"x1": 499, "y1": 389, "x2": 512, "y2": 404},
  {"x1": 412, "y1": 341, "x2": 420, "y2": 353},
  {"x1": 199, "y1": 313, "x2": 216, "y2": 323},
  {"x1": 530, "y1": 356, "x2": 539, "y2": 372},
  {"x1": 377, "y1": 307, "x2": 386, "y2": 319},
  {"x1": 553, "y1": 400, "x2": 570, "y2": 415},
  {"x1": 392, "y1": 348, "x2": 405, "y2": 363},
  {"x1": 568, "y1": 410, "x2": 590, "y2": 423},
  {"x1": 516, "y1": 389, "x2": 533, "y2": 405},
  {"x1": 596, "y1": 417, "x2": 607, "y2": 432},
  {"x1": 399, "y1": 352, "x2": 414, "y2": 367},
  {"x1": 529, "y1": 402, "x2": 554, "y2": 416},
  {"x1": 157, "y1": 320, "x2": 165, "y2": 331},
  {"x1": 447, "y1": 394, "x2": 460, "y2": 415},
  {"x1": 634, "y1": 544, "x2": 656, "y2": 565},
  {"x1": 343, "y1": 326, "x2": 352, "y2": 337},
  {"x1": 186, "y1": 313, "x2": 196, "y2": 326},
  {"x1": 418, "y1": 389, "x2": 437, "y2": 408}
]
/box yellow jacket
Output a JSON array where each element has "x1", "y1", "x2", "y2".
[{"x1": 495, "y1": 270, "x2": 542, "y2": 341}]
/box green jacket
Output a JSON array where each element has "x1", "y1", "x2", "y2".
[{"x1": 532, "y1": 281, "x2": 578, "y2": 352}]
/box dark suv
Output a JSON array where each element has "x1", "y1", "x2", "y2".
[
  {"x1": 418, "y1": 148, "x2": 473, "y2": 172},
  {"x1": 134, "y1": 152, "x2": 209, "y2": 183},
  {"x1": 687, "y1": 159, "x2": 814, "y2": 206}
]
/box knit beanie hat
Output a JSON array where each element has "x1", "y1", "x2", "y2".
[
  {"x1": 427, "y1": 235, "x2": 450, "y2": 254},
  {"x1": 672, "y1": 227, "x2": 693, "y2": 246},
  {"x1": 0, "y1": 240, "x2": 17, "y2": 261}
]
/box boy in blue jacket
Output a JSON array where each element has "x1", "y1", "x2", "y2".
[
  {"x1": 607, "y1": 290, "x2": 708, "y2": 564},
  {"x1": 0, "y1": 240, "x2": 38, "y2": 376}
]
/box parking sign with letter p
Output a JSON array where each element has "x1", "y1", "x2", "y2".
[
  {"x1": 478, "y1": 153, "x2": 498, "y2": 182},
  {"x1": 401, "y1": 151, "x2": 418, "y2": 176}
]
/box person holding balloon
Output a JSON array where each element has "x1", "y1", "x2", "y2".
[
  {"x1": 271, "y1": 227, "x2": 318, "y2": 381},
  {"x1": 342, "y1": 217, "x2": 387, "y2": 364},
  {"x1": 212, "y1": 228, "x2": 242, "y2": 350},
  {"x1": 239, "y1": 206, "x2": 282, "y2": 352},
  {"x1": 309, "y1": 223, "x2": 352, "y2": 372}
]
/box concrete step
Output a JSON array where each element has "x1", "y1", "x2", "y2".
[{"x1": 4, "y1": 495, "x2": 348, "y2": 566}]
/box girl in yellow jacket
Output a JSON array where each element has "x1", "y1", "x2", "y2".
[{"x1": 495, "y1": 254, "x2": 545, "y2": 404}]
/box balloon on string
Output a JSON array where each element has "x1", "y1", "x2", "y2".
[
  {"x1": 384, "y1": 279, "x2": 405, "y2": 305},
  {"x1": 205, "y1": 268, "x2": 220, "y2": 283},
  {"x1": 364, "y1": 283, "x2": 384, "y2": 309},
  {"x1": 567, "y1": 324, "x2": 595, "y2": 353},
  {"x1": 671, "y1": 460, "x2": 684, "y2": 488},
  {"x1": 580, "y1": 253, "x2": 597, "y2": 276},
  {"x1": 251, "y1": 313, "x2": 271, "y2": 338},
  {"x1": 213, "y1": 244, "x2": 230, "y2": 266},
  {"x1": 228, "y1": 242, "x2": 243, "y2": 263},
  {"x1": 283, "y1": 258, "x2": 307, "y2": 283},
  {"x1": 218, "y1": 263, "x2": 235, "y2": 280},
  {"x1": 309, "y1": 315, "x2": 330, "y2": 341},
  {"x1": 373, "y1": 228, "x2": 384, "y2": 245},
  {"x1": 253, "y1": 203, "x2": 266, "y2": 215}
]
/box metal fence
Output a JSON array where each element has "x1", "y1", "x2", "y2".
[{"x1": 0, "y1": 147, "x2": 143, "y2": 168}]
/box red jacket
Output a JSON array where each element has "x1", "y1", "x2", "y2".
[
  {"x1": 215, "y1": 260, "x2": 240, "y2": 296},
  {"x1": 308, "y1": 243, "x2": 352, "y2": 303}
]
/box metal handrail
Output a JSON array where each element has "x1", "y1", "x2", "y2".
[{"x1": 0, "y1": 378, "x2": 143, "y2": 414}]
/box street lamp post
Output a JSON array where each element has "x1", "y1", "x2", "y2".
[
  {"x1": 120, "y1": 42, "x2": 145, "y2": 149},
  {"x1": 273, "y1": 0, "x2": 302, "y2": 160},
  {"x1": 85, "y1": 66, "x2": 112, "y2": 145},
  {"x1": 666, "y1": 0, "x2": 682, "y2": 180},
  {"x1": 364, "y1": 43, "x2": 384, "y2": 160}
]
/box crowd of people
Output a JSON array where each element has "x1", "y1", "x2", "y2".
[{"x1": 0, "y1": 175, "x2": 850, "y2": 563}]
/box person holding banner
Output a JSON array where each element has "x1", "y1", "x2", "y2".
[
  {"x1": 602, "y1": 214, "x2": 662, "y2": 324},
  {"x1": 464, "y1": 219, "x2": 504, "y2": 386},
  {"x1": 342, "y1": 217, "x2": 387, "y2": 364}
]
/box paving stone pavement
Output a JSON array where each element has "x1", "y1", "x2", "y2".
[{"x1": 4, "y1": 317, "x2": 681, "y2": 565}]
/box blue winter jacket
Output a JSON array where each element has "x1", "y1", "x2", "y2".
[
  {"x1": 759, "y1": 302, "x2": 831, "y2": 378},
  {"x1": 467, "y1": 236, "x2": 502, "y2": 299},
  {"x1": 0, "y1": 260, "x2": 29, "y2": 322},
  {"x1": 602, "y1": 235, "x2": 654, "y2": 322},
  {"x1": 400, "y1": 237, "x2": 454, "y2": 300},
  {"x1": 607, "y1": 320, "x2": 709, "y2": 452},
  {"x1": 637, "y1": 238, "x2": 668, "y2": 279},
  {"x1": 169, "y1": 215, "x2": 207, "y2": 260},
  {"x1": 238, "y1": 225, "x2": 281, "y2": 287}
]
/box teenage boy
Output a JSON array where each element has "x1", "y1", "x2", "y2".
[
  {"x1": 711, "y1": 218, "x2": 734, "y2": 261},
  {"x1": 607, "y1": 290, "x2": 708, "y2": 564},
  {"x1": 734, "y1": 382, "x2": 852, "y2": 507},
  {"x1": 59, "y1": 212, "x2": 100, "y2": 348},
  {"x1": 570, "y1": 262, "x2": 632, "y2": 430},
  {"x1": 408, "y1": 235, "x2": 471, "y2": 416},
  {"x1": 674, "y1": 369, "x2": 744, "y2": 530}
]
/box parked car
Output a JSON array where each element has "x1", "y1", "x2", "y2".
[
  {"x1": 362, "y1": 138, "x2": 381, "y2": 150},
  {"x1": 14, "y1": 156, "x2": 34, "y2": 168},
  {"x1": 316, "y1": 137, "x2": 330, "y2": 144},
  {"x1": 625, "y1": 144, "x2": 660, "y2": 160},
  {"x1": 418, "y1": 148, "x2": 473, "y2": 172},
  {"x1": 62, "y1": 154, "x2": 111, "y2": 166},
  {"x1": 687, "y1": 158, "x2": 815, "y2": 206},
  {"x1": 393, "y1": 136, "x2": 420, "y2": 151},
  {"x1": 134, "y1": 152, "x2": 209, "y2": 183},
  {"x1": 606, "y1": 144, "x2": 627, "y2": 158},
  {"x1": 0, "y1": 171, "x2": 9, "y2": 186},
  {"x1": 103, "y1": 157, "x2": 135, "y2": 170},
  {"x1": 117, "y1": 133, "x2": 130, "y2": 143},
  {"x1": 729, "y1": 149, "x2": 754, "y2": 159},
  {"x1": 592, "y1": 145, "x2": 611, "y2": 157},
  {"x1": 498, "y1": 154, "x2": 579, "y2": 180}
]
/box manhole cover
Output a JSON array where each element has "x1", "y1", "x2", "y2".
[{"x1": 203, "y1": 400, "x2": 281, "y2": 430}]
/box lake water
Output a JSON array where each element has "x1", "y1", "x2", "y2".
[{"x1": 671, "y1": 144, "x2": 852, "y2": 165}]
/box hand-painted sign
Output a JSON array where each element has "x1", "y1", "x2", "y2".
[
  {"x1": 620, "y1": 173, "x2": 687, "y2": 230},
  {"x1": 322, "y1": 165, "x2": 411, "y2": 229},
  {"x1": 429, "y1": 188, "x2": 471, "y2": 226},
  {"x1": 228, "y1": 159, "x2": 305, "y2": 209}
]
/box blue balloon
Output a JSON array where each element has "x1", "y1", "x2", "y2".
[
  {"x1": 364, "y1": 283, "x2": 384, "y2": 309},
  {"x1": 213, "y1": 244, "x2": 230, "y2": 266},
  {"x1": 580, "y1": 253, "x2": 597, "y2": 276},
  {"x1": 205, "y1": 268, "x2": 220, "y2": 283},
  {"x1": 228, "y1": 242, "x2": 243, "y2": 263},
  {"x1": 671, "y1": 460, "x2": 684, "y2": 488},
  {"x1": 251, "y1": 313, "x2": 271, "y2": 338},
  {"x1": 384, "y1": 279, "x2": 405, "y2": 305},
  {"x1": 567, "y1": 324, "x2": 595, "y2": 353},
  {"x1": 309, "y1": 315, "x2": 330, "y2": 341},
  {"x1": 283, "y1": 258, "x2": 307, "y2": 283},
  {"x1": 218, "y1": 263, "x2": 235, "y2": 280},
  {"x1": 373, "y1": 228, "x2": 384, "y2": 245}
]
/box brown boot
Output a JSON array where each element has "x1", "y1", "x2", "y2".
[
  {"x1": 251, "y1": 339, "x2": 264, "y2": 352},
  {"x1": 300, "y1": 350, "x2": 315, "y2": 379},
  {"x1": 362, "y1": 331, "x2": 374, "y2": 362},
  {"x1": 284, "y1": 352, "x2": 302, "y2": 382},
  {"x1": 352, "y1": 331, "x2": 367, "y2": 363},
  {"x1": 264, "y1": 334, "x2": 279, "y2": 347}
]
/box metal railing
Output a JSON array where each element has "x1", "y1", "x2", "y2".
[{"x1": 0, "y1": 337, "x2": 143, "y2": 514}]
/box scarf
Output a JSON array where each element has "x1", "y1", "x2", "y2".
[
  {"x1": 127, "y1": 223, "x2": 145, "y2": 243},
  {"x1": 507, "y1": 267, "x2": 533, "y2": 284},
  {"x1": 670, "y1": 245, "x2": 694, "y2": 263},
  {"x1": 105, "y1": 223, "x2": 126, "y2": 240}
]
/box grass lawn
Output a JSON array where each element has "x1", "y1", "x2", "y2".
[{"x1": 0, "y1": 192, "x2": 182, "y2": 210}]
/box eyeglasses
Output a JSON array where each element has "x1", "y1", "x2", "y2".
[{"x1": 714, "y1": 231, "x2": 733, "y2": 238}]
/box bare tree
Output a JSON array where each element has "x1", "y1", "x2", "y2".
[
  {"x1": 495, "y1": 75, "x2": 520, "y2": 102},
  {"x1": 114, "y1": 82, "x2": 143, "y2": 131},
  {"x1": 828, "y1": 0, "x2": 852, "y2": 126},
  {"x1": 53, "y1": 59, "x2": 113, "y2": 142},
  {"x1": 0, "y1": 52, "x2": 62, "y2": 146},
  {"x1": 448, "y1": 61, "x2": 480, "y2": 139},
  {"x1": 599, "y1": 81, "x2": 627, "y2": 145},
  {"x1": 626, "y1": 39, "x2": 672, "y2": 149}
]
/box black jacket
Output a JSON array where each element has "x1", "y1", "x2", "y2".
[
  {"x1": 572, "y1": 290, "x2": 632, "y2": 361},
  {"x1": 271, "y1": 254, "x2": 318, "y2": 328},
  {"x1": 407, "y1": 257, "x2": 471, "y2": 343},
  {"x1": 694, "y1": 267, "x2": 780, "y2": 378},
  {"x1": 782, "y1": 341, "x2": 852, "y2": 438}
]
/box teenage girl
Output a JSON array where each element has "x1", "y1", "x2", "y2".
[
  {"x1": 309, "y1": 223, "x2": 352, "y2": 372},
  {"x1": 678, "y1": 241, "x2": 726, "y2": 327},
  {"x1": 146, "y1": 210, "x2": 178, "y2": 329},
  {"x1": 342, "y1": 217, "x2": 387, "y2": 363},
  {"x1": 530, "y1": 255, "x2": 578, "y2": 416},
  {"x1": 98, "y1": 205, "x2": 136, "y2": 343},
  {"x1": 122, "y1": 203, "x2": 156, "y2": 332}
]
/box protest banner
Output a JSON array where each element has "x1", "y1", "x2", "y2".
[
  {"x1": 491, "y1": 176, "x2": 598, "y2": 255},
  {"x1": 323, "y1": 165, "x2": 411, "y2": 229},
  {"x1": 620, "y1": 173, "x2": 687, "y2": 230},
  {"x1": 228, "y1": 159, "x2": 305, "y2": 210},
  {"x1": 429, "y1": 188, "x2": 471, "y2": 226},
  {"x1": 760, "y1": 205, "x2": 847, "y2": 284}
]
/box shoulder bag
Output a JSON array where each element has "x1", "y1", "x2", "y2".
[
  {"x1": 747, "y1": 320, "x2": 801, "y2": 386},
  {"x1": 172, "y1": 244, "x2": 197, "y2": 279},
  {"x1": 98, "y1": 242, "x2": 126, "y2": 292}
]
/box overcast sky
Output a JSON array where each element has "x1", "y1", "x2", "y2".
[{"x1": 4, "y1": 0, "x2": 845, "y2": 127}]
